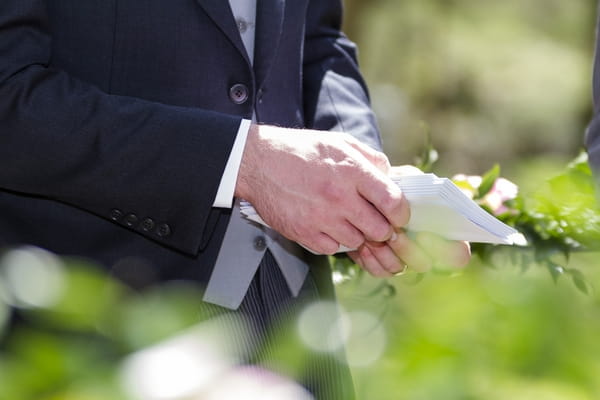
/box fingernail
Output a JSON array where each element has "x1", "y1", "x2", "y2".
[{"x1": 390, "y1": 231, "x2": 398, "y2": 242}]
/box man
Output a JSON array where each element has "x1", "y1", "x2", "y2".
[
  {"x1": 0, "y1": 0, "x2": 469, "y2": 398},
  {"x1": 588, "y1": 5, "x2": 600, "y2": 174}
]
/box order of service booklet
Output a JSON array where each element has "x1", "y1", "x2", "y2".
[{"x1": 240, "y1": 173, "x2": 527, "y2": 252}]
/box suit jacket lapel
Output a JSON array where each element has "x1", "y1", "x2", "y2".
[
  {"x1": 195, "y1": 0, "x2": 250, "y2": 65},
  {"x1": 254, "y1": 0, "x2": 285, "y2": 90}
]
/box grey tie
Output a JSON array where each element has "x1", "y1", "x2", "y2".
[
  {"x1": 203, "y1": 202, "x2": 309, "y2": 309},
  {"x1": 203, "y1": 1, "x2": 309, "y2": 309}
]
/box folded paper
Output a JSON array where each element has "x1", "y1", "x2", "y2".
[{"x1": 240, "y1": 173, "x2": 527, "y2": 253}]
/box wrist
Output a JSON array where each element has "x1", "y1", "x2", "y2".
[{"x1": 235, "y1": 123, "x2": 261, "y2": 201}]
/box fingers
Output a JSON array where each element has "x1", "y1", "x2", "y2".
[
  {"x1": 388, "y1": 231, "x2": 471, "y2": 272},
  {"x1": 363, "y1": 241, "x2": 407, "y2": 275},
  {"x1": 356, "y1": 175, "x2": 411, "y2": 230},
  {"x1": 242, "y1": 127, "x2": 463, "y2": 267},
  {"x1": 411, "y1": 232, "x2": 471, "y2": 268},
  {"x1": 346, "y1": 197, "x2": 395, "y2": 242},
  {"x1": 343, "y1": 136, "x2": 411, "y2": 230},
  {"x1": 356, "y1": 244, "x2": 396, "y2": 277},
  {"x1": 347, "y1": 250, "x2": 363, "y2": 267},
  {"x1": 348, "y1": 242, "x2": 408, "y2": 278},
  {"x1": 386, "y1": 231, "x2": 433, "y2": 272},
  {"x1": 351, "y1": 231, "x2": 472, "y2": 277},
  {"x1": 323, "y1": 220, "x2": 364, "y2": 250},
  {"x1": 454, "y1": 241, "x2": 471, "y2": 267},
  {"x1": 301, "y1": 232, "x2": 340, "y2": 255}
]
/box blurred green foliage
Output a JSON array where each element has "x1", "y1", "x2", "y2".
[
  {"x1": 0, "y1": 253, "x2": 226, "y2": 400},
  {"x1": 455, "y1": 154, "x2": 600, "y2": 294},
  {"x1": 332, "y1": 154, "x2": 600, "y2": 400},
  {"x1": 344, "y1": 0, "x2": 597, "y2": 178},
  {"x1": 338, "y1": 253, "x2": 600, "y2": 400},
  {"x1": 338, "y1": 1, "x2": 600, "y2": 399}
]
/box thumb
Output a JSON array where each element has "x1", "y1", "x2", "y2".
[{"x1": 389, "y1": 165, "x2": 424, "y2": 178}]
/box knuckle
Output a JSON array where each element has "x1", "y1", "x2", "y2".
[
  {"x1": 342, "y1": 161, "x2": 363, "y2": 180},
  {"x1": 346, "y1": 234, "x2": 364, "y2": 250},
  {"x1": 291, "y1": 223, "x2": 312, "y2": 244},
  {"x1": 287, "y1": 219, "x2": 303, "y2": 236},
  {"x1": 320, "y1": 182, "x2": 346, "y2": 204},
  {"x1": 365, "y1": 221, "x2": 390, "y2": 242},
  {"x1": 320, "y1": 241, "x2": 339, "y2": 255},
  {"x1": 307, "y1": 231, "x2": 339, "y2": 255},
  {"x1": 379, "y1": 191, "x2": 402, "y2": 214},
  {"x1": 373, "y1": 152, "x2": 390, "y2": 171}
]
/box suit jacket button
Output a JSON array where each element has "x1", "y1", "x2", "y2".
[
  {"x1": 124, "y1": 213, "x2": 138, "y2": 227},
  {"x1": 236, "y1": 18, "x2": 249, "y2": 34},
  {"x1": 110, "y1": 209, "x2": 123, "y2": 221},
  {"x1": 157, "y1": 223, "x2": 172, "y2": 237},
  {"x1": 229, "y1": 83, "x2": 249, "y2": 104},
  {"x1": 141, "y1": 218, "x2": 155, "y2": 232},
  {"x1": 253, "y1": 236, "x2": 267, "y2": 251}
]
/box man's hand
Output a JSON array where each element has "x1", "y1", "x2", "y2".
[
  {"x1": 235, "y1": 124, "x2": 410, "y2": 255},
  {"x1": 347, "y1": 232, "x2": 471, "y2": 276},
  {"x1": 347, "y1": 165, "x2": 471, "y2": 275}
]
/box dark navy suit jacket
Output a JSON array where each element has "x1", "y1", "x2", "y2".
[
  {"x1": 0, "y1": 0, "x2": 381, "y2": 289},
  {"x1": 588, "y1": 8, "x2": 600, "y2": 175}
]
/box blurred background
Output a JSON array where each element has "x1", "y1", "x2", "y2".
[
  {"x1": 339, "y1": 1, "x2": 600, "y2": 399},
  {"x1": 2, "y1": 1, "x2": 600, "y2": 399},
  {"x1": 345, "y1": 0, "x2": 595, "y2": 182}
]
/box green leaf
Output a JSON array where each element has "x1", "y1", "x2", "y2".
[
  {"x1": 567, "y1": 268, "x2": 592, "y2": 295},
  {"x1": 453, "y1": 179, "x2": 477, "y2": 194},
  {"x1": 545, "y1": 261, "x2": 564, "y2": 283},
  {"x1": 477, "y1": 164, "x2": 500, "y2": 198},
  {"x1": 567, "y1": 151, "x2": 591, "y2": 173},
  {"x1": 414, "y1": 122, "x2": 438, "y2": 172}
]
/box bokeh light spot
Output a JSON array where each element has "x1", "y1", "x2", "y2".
[
  {"x1": 0, "y1": 246, "x2": 65, "y2": 309},
  {"x1": 202, "y1": 366, "x2": 314, "y2": 400},
  {"x1": 297, "y1": 301, "x2": 349, "y2": 353},
  {"x1": 341, "y1": 311, "x2": 387, "y2": 367}
]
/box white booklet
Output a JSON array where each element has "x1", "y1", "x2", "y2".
[{"x1": 240, "y1": 173, "x2": 527, "y2": 251}]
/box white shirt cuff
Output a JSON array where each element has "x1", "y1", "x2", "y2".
[{"x1": 212, "y1": 119, "x2": 252, "y2": 208}]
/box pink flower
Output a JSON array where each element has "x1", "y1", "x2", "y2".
[
  {"x1": 453, "y1": 174, "x2": 518, "y2": 216},
  {"x1": 482, "y1": 177, "x2": 518, "y2": 215}
]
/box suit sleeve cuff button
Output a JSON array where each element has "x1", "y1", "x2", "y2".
[
  {"x1": 124, "y1": 214, "x2": 139, "y2": 227},
  {"x1": 141, "y1": 218, "x2": 155, "y2": 232},
  {"x1": 110, "y1": 209, "x2": 123, "y2": 221},
  {"x1": 157, "y1": 223, "x2": 172, "y2": 237}
]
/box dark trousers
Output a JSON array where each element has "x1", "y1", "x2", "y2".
[{"x1": 201, "y1": 251, "x2": 356, "y2": 400}]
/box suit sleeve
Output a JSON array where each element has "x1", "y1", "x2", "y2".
[
  {"x1": 0, "y1": 0, "x2": 240, "y2": 255},
  {"x1": 586, "y1": 6, "x2": 600, "y2": 177},
  {"x1": 302, "y1": 0, "x2": 383, "y2": 151}
]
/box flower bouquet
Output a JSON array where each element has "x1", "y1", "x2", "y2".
[{"x1": 333, "y1": 151, "x2": 600, "y2": 294}]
